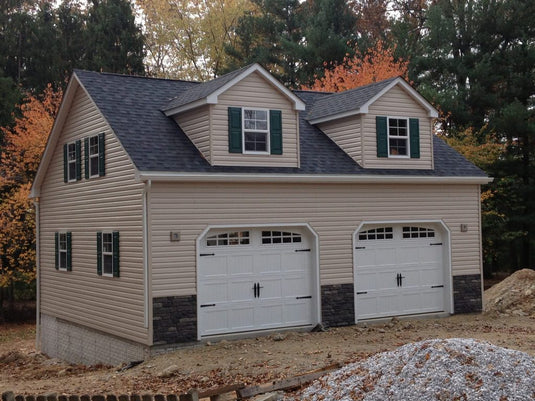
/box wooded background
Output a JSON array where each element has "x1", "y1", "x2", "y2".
[{"x1": 1, "y1": 0, "x2": 533, "y2": 319}]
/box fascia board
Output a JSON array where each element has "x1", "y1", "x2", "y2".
[
  {"x1": 30, "y1": 76, "x2": 80, "y2": 198},
  {"x1": 162, "y1": 98, "x2": 210, "y2": 116},
  {"x1": 210, "y1": 64, "x2": 306, "y2": 111},
  {"x1": 137, "y1": 171, "x2": 493, "y2": 185},
  {"x1": 364, "y1": 78, "x2": 439, "y2": 118}
]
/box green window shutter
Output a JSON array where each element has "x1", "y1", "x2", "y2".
[
  {"x1": 228, "y1": 107, "x2": 242, "y2": 153},
  {"x1": 96, "y1": 232, "x2": 102, "y2": 276},
  {"x1": 66, "y1": 232, "x2": 72, "y2": 271},
  {"x1": 409, "y1": 118, "x2": 420, "y2": 159},
  {"x1": 63, "y1": 144, "x2": 68, "y2": 183},
  {"x1": 269, "y1": 110, "x2": 283, "y2": 155},
  {"x1": 75, "y1": 140, "x2": 82, "y2": 181},
  {"x1": 98, "y1": 133, "x2": 105, "y2": 176},
  {"x1": 54, "y1": 232, "x2": 59, "y2": 270},
  {"x1": 376, "y1": 116, "x2": 388, "y2": 158},
  {"x1": 112, "y1": 231, "x2": 120, "y2": 278},
  {"x1": 84, "y1": 138, "x2": 89, "y2": 179}
]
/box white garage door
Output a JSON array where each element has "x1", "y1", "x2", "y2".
[
  {"x1": 354, "y1": 225, "x2": 445, "y2": 321},
  {"x1": 198, "y1": 228, "x2": 316, "y2": 337}
]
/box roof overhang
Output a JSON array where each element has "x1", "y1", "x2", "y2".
[
  {"x1": 137, "y1": 171, "x2": 492, "y2": 185},
  {"x1": 30, "y1": 73, "x2": 81, "y2": 198},
  {"x1": 308, "y1": 77, "x2": 439, "y2": 125},
  {"x1": 163, "y1": 63, "x2": 306, "y2": 116}
]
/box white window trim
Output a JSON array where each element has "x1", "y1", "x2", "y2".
[
  {"x1": 242, "y1": 107, "x2": 270, "y2": 155},
  {"x1": 101, "y1": 231, "x2": 114, "y2": 277},
  {"x1": 88, "y1": 135, "x2": 100, "y2": 179},
  {"x1": 67, "y1": 141, "x2": 77, "y2": 182},
  {"x1": 58, "y1": 231, "x2": 68, "y2": 271},
  {"x1": 387, "y1": 116, "x2": 410, "y2": 159}
]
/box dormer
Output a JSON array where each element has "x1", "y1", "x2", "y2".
[
  {"x1": 162, "y1": 64, "x2": 305, "y2": 168},
  {"x1": 307, "y1": 77, "x2": 439, "y2": 170}
]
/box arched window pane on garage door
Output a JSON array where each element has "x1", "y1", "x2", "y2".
[
  {"x1": 402, "y1": 227, "x2": 435, "y2": 239},
  {"x1": 358, "y1": 227, "x2": 393, "y2": 240},
  {"x1": 206, "y1": 231, "x2": 250, "y2": 246}
]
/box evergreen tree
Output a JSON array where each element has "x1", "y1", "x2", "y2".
[
  {"x1": 85, "y1": 0, "x2": 145, "y2": 75},
  {"x1": 298, "y1": 0, "x2": 357, "y2": 84},
  {"x1": 223, "y1": 0, "x2": 302, "y2": 86}
]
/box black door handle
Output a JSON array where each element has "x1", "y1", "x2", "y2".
[{"x1": 253, "y1": 282, "x2": 258, "y2": 298}]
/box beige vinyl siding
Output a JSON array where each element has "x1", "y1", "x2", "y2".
[
  {"x1": 150, "y1": 182, "x2": 481, "y2": 297},
  {"x1": 362, "y1": 84, "x2": 433, "y2": 169},
  {"x1": 38, "y1": 85, "x2": 148, "y2": 345},
  {"x1": 318, "y1": 115, "x2": 362, "y2": 165},
  {"x1": 211, "y1": 71, "x2": 299, "y2": 167},
  {"x1": 174, "y1": 105, "x2": 211, "y2": 163}
]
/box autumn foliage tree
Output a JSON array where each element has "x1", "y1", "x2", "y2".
[
  {"x1": 305, "y1": 41, "x2": 409, "y2": 92},
  {"x1": 0, "y1": 85, "x2": 61, "y2": 313}
]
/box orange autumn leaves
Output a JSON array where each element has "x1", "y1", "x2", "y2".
[
  {"x1": 305, "y1": 41, "x2": 409, "y2": 92},
  {"x1": 0, "y1": 85, "x2": 62, "y2": 286}
]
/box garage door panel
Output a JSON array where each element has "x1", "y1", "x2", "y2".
[
  {"x1": 355, "y1": 224, "x2": 445, "y2": 321},
  {"x1": 199, "y1": 227, "x2": 316, "y2": 337},
  {"x1": 229, "y1": 307, "x2": 256, "y2": 331},
  {"x1": 284, "y1": 301, "x2": 313, "y2": 325},
  {"x1": 256, "y1": 253, "x2": 282, "y2": 274},
  {"x1": 229, "y1": 255, "x2": 255, "y2": 276},
  {"x1": 201, "y1": 256, "x2": 229, "y2": 278},
  {"x1": 228, "y1": 279, "x2": 255, "y2": 302},
  {"x1": 284, "y1": 275, "x2": 311, "y2": 295}
]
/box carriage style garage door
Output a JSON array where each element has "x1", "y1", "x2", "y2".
[
  {"x1": 198, "y1": 227, "x2": 316, "y2": 337},
  {"x1": 354, "y1": 224, "x2": 446, "y2": 321}
]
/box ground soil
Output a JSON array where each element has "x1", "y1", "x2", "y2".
[
  {"x1": 2, "y1": 314, "x2": 535, "y2": 396},
  {"x1": 4, "y1": 271, "x2": 535, "y2": 396}
]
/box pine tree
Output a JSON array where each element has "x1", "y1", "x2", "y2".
[{"x1": 85, "y1": 0, "x2": 145, "y2": 75}]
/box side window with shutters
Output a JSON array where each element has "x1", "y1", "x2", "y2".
[
  {"x1": 84, "y1": 133, "x2": 105, "y2": 179},
  {"x1": 54, "y1": 231, "x2": 72, "y2": 271},
  {"x1": 376, "y1": 116, "x2": 420, "y2": 159},
  {"x1": 228, "y1": 107, "x2": 283, "y2": 155},
  {"x1": 97, "y1": 231, "x2": 119, "y2": 277},
  {"x1": 63, "y1": 141, "x2": 82, "y2": 182}
]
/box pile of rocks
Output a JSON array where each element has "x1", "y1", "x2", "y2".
[{"x1": 286, "y1": 338, "x2": 535, "y2": 401}]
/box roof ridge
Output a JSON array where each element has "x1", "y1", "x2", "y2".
[{"x1": 73, "y1": 69, "x2": 199, "y2": 84}]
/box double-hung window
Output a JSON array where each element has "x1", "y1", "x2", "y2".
[
  {"x1": 54, "y1": 231, "x2": 72, "y2": 271},
  {"x1": 388, "y1": 117, "x2": 409, "y2": 157},
  {"x1": 243, "y1": 108, "x2": 269, "y2": 153},
  {"x1": 84, "y1": 133, "x2": 105, "y2": 178},
  {"x1": 63, "y1": 140, "x2": 81, "y2": 182},
  {"x1": 88, "y1": 136, "x2": 100, "y2": 177},
  {"x1": 97, "y1": 231, "x2": 120, "y2": 277},
  {"x1": 376, "y1": 116, "x2": 420, "y2": 159},
  {"x1": 228, "y1": 107, "x2": 283, "y2": 155}
]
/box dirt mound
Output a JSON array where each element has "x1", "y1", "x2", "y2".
[
  {"x1": 484, "y1": 268, "x2": 535, "y2": 316},
  {"x1": 287, "y1": 338, "x2": 535, "y2": 401}
]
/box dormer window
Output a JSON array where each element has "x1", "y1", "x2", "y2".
[
  {"x1": 376, "y1": 116, "x2": 420, "y2": 159},
  {"x1": 228, "y1": 107, "x2": 283, "y2": 155},
  {"x1": 243, "y1": 108, "x2": 269, "y2": 153},
  {"x1": 388, "y1": 118, "x2": 409, "y2": 157}
]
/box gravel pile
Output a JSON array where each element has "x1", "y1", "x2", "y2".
[
  {"x1": 287, "y1": 338, "x2": 535, "y2": 400},
  {"x1": 484, "y1": 268, "x2": 535, "y2": 316}
]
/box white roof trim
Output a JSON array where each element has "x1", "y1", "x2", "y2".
[
  {"x1": 309, "y1": 77, "x2": 439, "y2": 125},
  {"x1": 137, "y1": 171, "x2": 492, "y2": 185},
  {"x1": 163, "y1": 98, "x2": 208, "y2": 117},
  {"x1": 30, "y1": 75, "x2": 80, "y2": 198},
  {"x1": 166, "y1": 63, "x2": 306, "y2": 116}
]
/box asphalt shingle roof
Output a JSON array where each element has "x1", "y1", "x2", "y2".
[
  {"x1": 73, "y1": 70, "x2": 487, "y2": 178},
  {"x1": 162, "y1": 65, "x2": 251, "y2": 112},
  {"x1": 306, "y1": 77, "x2": 398, "y2": 122}
]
